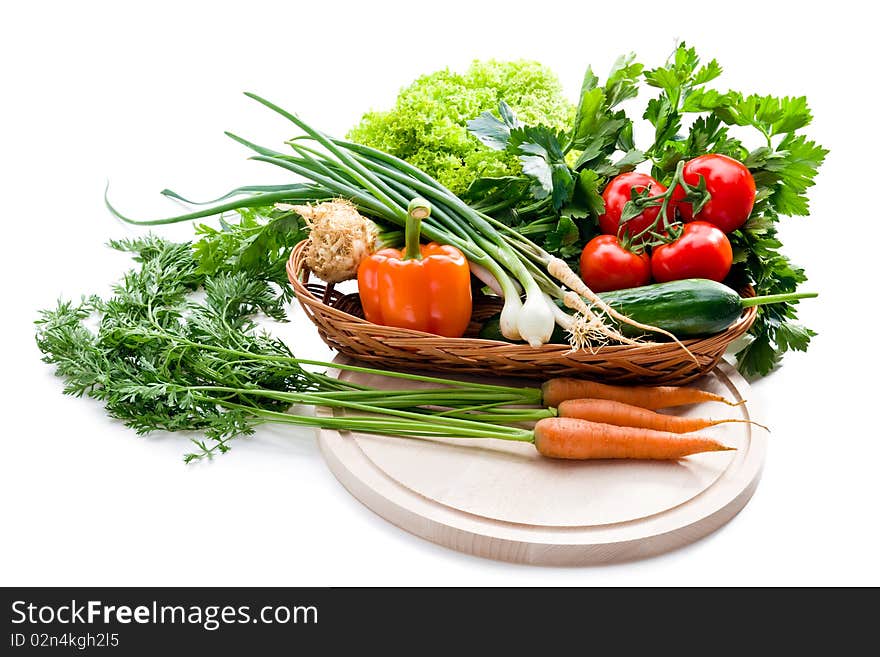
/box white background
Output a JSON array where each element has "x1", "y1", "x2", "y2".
[{"x1": 2, "y1": 1, "x2": 878, "y2": 586}]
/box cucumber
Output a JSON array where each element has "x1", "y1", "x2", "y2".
[
  {"x1": 601, "y1": 279, "x2": 744, "y2": 337},
  {"x1": 478, "y1": 279, "x2": 817, "y2": 342}
]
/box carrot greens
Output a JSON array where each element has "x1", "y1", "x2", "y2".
[{"x1": 35, "y1": 236, "x2": 545, "y2": 462}]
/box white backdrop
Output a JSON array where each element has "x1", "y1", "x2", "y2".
[{"x1": 2, "y1": 0, "x2": 878, "y2": 586}]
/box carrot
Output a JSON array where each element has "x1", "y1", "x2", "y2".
[
  {"x1": 541, "y1": 377, "x2": 742, "y2": 410},
  {"x1": 557, "y1": 398, "x2": 766, "y2": 433},
  {"x1": 533, "y1": 417, "x2": 734, "y2": 460}
]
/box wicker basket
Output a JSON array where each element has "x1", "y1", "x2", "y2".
[{"x1": 287, "y1": 240, "x2": 756, "y2": 384}]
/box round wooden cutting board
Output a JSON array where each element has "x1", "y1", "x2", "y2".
[{"x1": 317, "y1": 359, "x2": 767, "y2": 565}]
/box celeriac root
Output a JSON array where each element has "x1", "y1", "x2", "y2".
[{"x1": 283, "y1": 199, "x2": 378, "y2": 284}]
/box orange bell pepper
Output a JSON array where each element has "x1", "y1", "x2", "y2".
[{"x1": 357, "y1": 198, "x2": 472, "y2": 338}]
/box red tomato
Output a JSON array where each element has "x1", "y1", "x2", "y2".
[
  {"x1": 579, "y1": 235, "x2": 652, "y2": 292},
  {"x1": 651, "y1": 222, "x2": 733, "y2": 283},
  {"x1": 598, "y1": 172, "x2": 668, "y2": 241},
  {"x1": 671, "y1": 154, "x2": 756, "y2": 233}
]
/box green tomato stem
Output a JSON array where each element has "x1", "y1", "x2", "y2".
[{"x1": 628, "y1": 159, "x2": 688, "y2": 243}]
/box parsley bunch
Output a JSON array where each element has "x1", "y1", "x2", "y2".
[
  {"x1": 642, "y1": 44, "x2": 827, "y2": 376},
  {"x1": 466, "y1": 44, "x2": 826, "y2": 376}
]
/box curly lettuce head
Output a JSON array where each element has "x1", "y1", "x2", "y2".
[{"x1": 347, "y1": 60, "x2": 574, "y2": 196}]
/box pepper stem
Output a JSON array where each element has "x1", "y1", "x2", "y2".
[{"x1": 404, "y1": 197, "x2": 431, "y2": 260}]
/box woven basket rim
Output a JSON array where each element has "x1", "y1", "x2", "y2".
[{"x1": 286, "y1": 239, "x2": 757, "y2": 352}]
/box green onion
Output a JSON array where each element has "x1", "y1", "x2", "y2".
[{"x1": 105, "y1": 93, "x2": 678, "y2": 349}]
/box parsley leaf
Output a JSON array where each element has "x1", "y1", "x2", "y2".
[
  {"x1": 466, "y1": 99, "x2": 522, "y2": 150},
  {"x1": 507, "y1": 125, "x2": 574, "y2": 209},
  {"x1": 644, "y1": 43, "x2": 720, "y2": 108},
  {"x1": 604, "y1": 54, "x2": 644, "y2": 108},
  {"x1": 709, "y1": 93, "x2": 814, "y2": 138},
  {"x1": 543, "y1": 216, "x2": 580, "y2": 253},
  {"x1": 192, "y1": 206, "x2": 305, "y2": 304},
  {"x1": 760, "y1": 134, "x2": 829, "y2": 216},
  {"x1": 574, "y1": 169, "x2": 606, "y2": 217}
]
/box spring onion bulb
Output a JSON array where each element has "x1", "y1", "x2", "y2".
[{"x1": 517, "y1": 283, "x2": 556, "y2": 347}]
